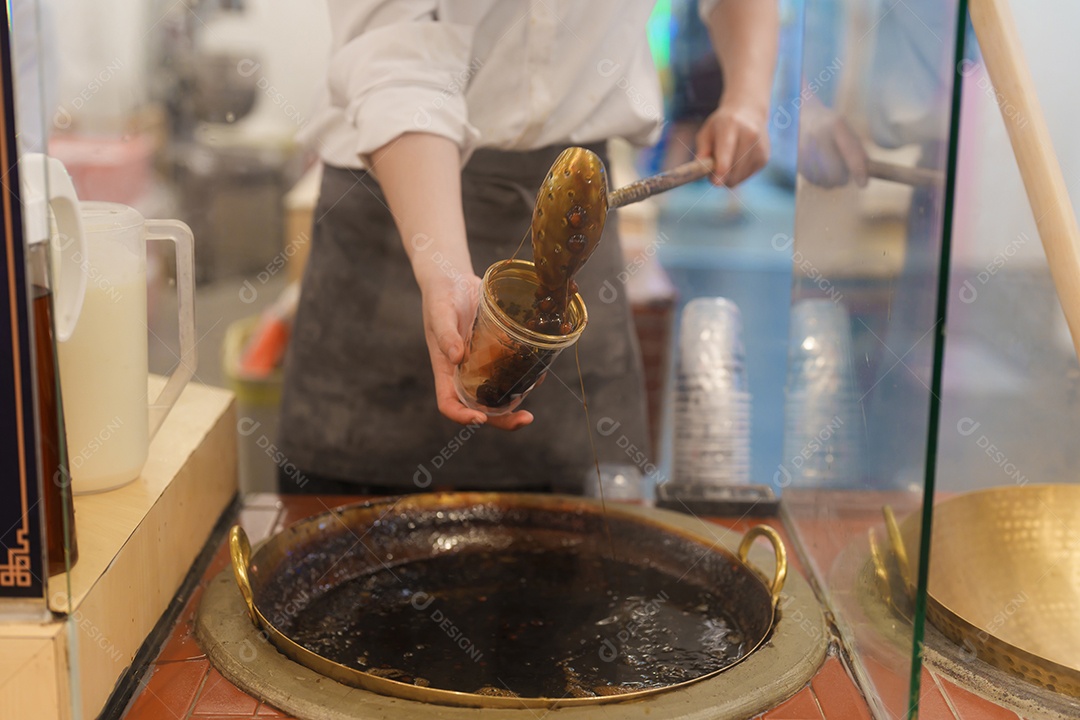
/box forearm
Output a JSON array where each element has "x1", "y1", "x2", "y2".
[
  {"x1": 704, "y1": 0, "x2": 779, "y2": 119},
  {"x1": 370, "y1": 132, "x2": 472, "y2": 291}
]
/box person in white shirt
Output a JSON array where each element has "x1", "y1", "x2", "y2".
[{"x1": 279, "y1": 0, "x2": 778, "y2": 494}]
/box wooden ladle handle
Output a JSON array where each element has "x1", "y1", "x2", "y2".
[
  {"x1": 970, "y1": 0, "x2": 1080, "y2": 363},
  {"x1": 607, "y1": 155, "x2": 943, "y2": 211},
  {"x1": 607, "y1": 158, "x2": 715, "y2": 209}
]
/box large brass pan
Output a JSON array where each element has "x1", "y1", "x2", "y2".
[
  {"x1": 229, "y1": 492, "x2": 786, "y2": 709},
  {"x1": 897, "y1": 484, "x2": 1080, "y2": 696}
]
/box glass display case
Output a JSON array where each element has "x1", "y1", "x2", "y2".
[
  {"x1": 2, "y1": 0, "x2": 61, "y2": 607},
  {"x1": 782, "y1": 0, "x2": 1080, "y2": 717},
  {"x1": 781, "y1": 0, "x2": 966, "y2": 715},
  {"x1": 4, "y1": 0, "x2": 1080, "y2": 718},
  {"x1": 923, "y1": 0, "x2": 1080, "y2": 714}
]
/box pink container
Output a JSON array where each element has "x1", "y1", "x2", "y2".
[{"x1": 48, "y1": 133, "x2": 155, "y2": 205}]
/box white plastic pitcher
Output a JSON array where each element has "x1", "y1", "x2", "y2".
[
  {"x1": 58, "y1": 202, "x2": 196, "y2": 494},
  {"x1": 19, "y1": 154, "x2": 87, "y2": 343}
]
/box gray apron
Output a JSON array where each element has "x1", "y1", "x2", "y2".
[{"x1": 278, "y1": 143, "x2": 650, "y2": 493}]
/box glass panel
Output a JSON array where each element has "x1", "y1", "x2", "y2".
[
  {"x1": 8, "y1": 0, "x2": 76, "y2": 603},
  {"x1": 941, "y1": 12, "x2": 1080, "y2": 503},
  {"x1": 3, "y1": 0, "x2": 53, "y2": 609},
  {"x1": 653, "y1": 0, "x2": 799, "y2": 490},
  {"x1": 7, "y1": 2, "x2": 77, "y2": 719},
  {"x1": 781, "y1": 1, "x2": 965, "y2": 716},
  {"x1": 932, "y1": 2, "x2": 1080, "y2": 709}
]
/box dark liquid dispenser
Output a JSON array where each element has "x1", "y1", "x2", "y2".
[{"x1": 28, "y1": 243, "x2": 78, "y2": 576}]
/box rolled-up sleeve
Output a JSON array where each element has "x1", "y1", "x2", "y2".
[{"x1": 326, "y1": 0, "x2": 480, "y2": 166}]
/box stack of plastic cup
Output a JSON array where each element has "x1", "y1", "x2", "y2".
[
  {"x1": 671, "y1": 298, "x2": 752, "y2": 486},
  {"x1": 780, "y1": 299, "x2": 862, "y2": 488}
]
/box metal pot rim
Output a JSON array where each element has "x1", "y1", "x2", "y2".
[{"x1": 230, "y1": 492, "x2": 786, "y2": 709}]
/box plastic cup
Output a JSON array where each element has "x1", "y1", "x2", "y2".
[{"x1": 454, "y1": 259, "x2": 587, "y2": 415}]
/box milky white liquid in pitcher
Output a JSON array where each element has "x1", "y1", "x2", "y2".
[{"x1": 58, "y1": 277, "x2": 149, "y2": 493}]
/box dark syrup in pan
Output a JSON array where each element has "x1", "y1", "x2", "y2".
[{"x1": 285, "y1": 548, "x2": 745, "y2": 698}]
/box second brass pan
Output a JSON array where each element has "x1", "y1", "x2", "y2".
[{"x1": 901, "y1": 484, "x2": 1080, "y2": 696}]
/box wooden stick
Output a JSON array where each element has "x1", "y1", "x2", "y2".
[
  {"x1": 607, "y1": 156, "x2": 943, "y2": 210},
  {"x1": 866, "y1": 159, "x2": 943, "y2": 187},
  {"x1": 607, "y1": 158, "x2": 714, "y2": 209},
  {"x1": 970, "y1": 0, "x2": 1080, "y2": 363}
]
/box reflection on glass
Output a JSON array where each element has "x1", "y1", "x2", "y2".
[
  {"x1": 10, "y1": 0, "x2": 83, "y2": 585},
  {"x1": 782, "y1": 1, "x2": 963, "y2": 717},
  {"x1": 931, "y1": 4, "x2": 1080, "y2": 710},
  {"x1": 781, "y1": 299, "x2": 862, "y2": 489},
  {"x1": 8, "y1": 9, "x2": 78, "y2": 720}
]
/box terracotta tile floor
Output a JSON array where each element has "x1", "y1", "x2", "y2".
[
  {"x1": 763, "y1": 685, "x2": 825, "y2": 719},
  {"x1": 939, "y1": 678, "x2": 1023, "y2": 720},
  {"x1": 118, "y1": 495, "x2": 1031, "y2": 720}
]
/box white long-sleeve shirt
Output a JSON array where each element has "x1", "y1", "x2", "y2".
[{"x1": 300, "y1": 0, "x2": 666, "y2": 169}]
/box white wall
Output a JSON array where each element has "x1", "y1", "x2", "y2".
[
  {"x1": 50, "y1": 0, "x2": 150, "y2": 131},
  {"x1": 48, "y1": 0, "x2": 331, "y2": 136},
  {"x1": 203, "y1": 0, "x2": 331, "y2": 135},
  {"x1": 955, "y1": 1, "x2": 1080, "y2": 268}
]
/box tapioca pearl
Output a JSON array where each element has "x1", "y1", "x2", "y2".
[
  {"x1": 567, "y1": 206, "x2": 586, "y2": 229},
  {"x1": 538, "y1": 317, "x2": 561, "y2": 334},
  {"x1": 476, "y1": 382, "x2": 504, "y2": 407}
]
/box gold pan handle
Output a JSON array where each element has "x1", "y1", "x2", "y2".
[
  {"x1": 882, "y1": 505, "x2": 914, "y2": 598},
  {"x1": 737, "y1": 524, "x2": 788, "y2": 607},
  {"x1": 229, "y1": 525, "x2": 258, "y2": 626}
]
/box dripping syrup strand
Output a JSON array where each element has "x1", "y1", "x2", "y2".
[
  {"x1": 509, "y1": 224, "x2": 530, "y2": 262},
  {"x1": 575, "y1": 343, "x2": 616, "y2": 561}
]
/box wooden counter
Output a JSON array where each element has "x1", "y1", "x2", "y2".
[{"x1": 0, "y1": 380, "x2": 237, "y2": 720}]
